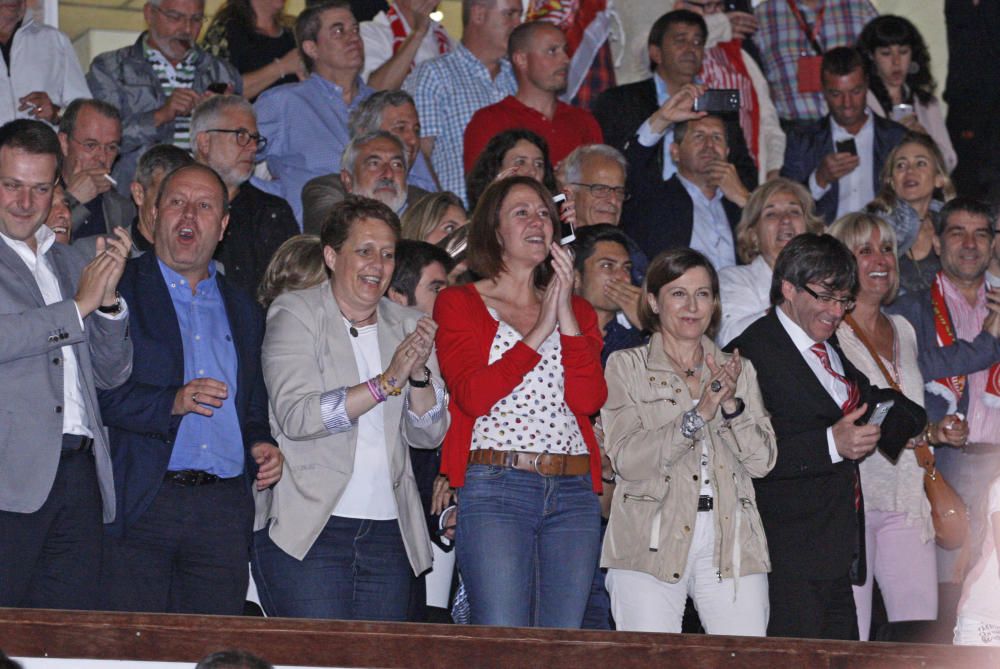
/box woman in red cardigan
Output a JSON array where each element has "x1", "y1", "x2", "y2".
[{"x1": 433, "y1": 176, "x2": 607, "y2": 627}]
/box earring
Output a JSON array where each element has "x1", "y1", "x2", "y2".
[{"x1": 908, "y1": 61, "x2": 920, "y2": 75}]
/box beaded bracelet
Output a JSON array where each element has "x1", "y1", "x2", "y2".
[
  {"x1": 366, "y1": 376, "x2": 386, "y2": 403},
  {"x1": 379, "y1": 373, "x2": 403, "y2": 397}
]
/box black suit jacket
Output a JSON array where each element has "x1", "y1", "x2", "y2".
[
  {"x1": 622, "y1": 170, "x2": 742, "y2": 264},
  {"x1": 780, "y1": 114, "x2": 907, "y2": 224},
  {"x1": 728, "y1": 310, "x2": 924, "y2": 581},
  {"x1": 592, "y1": 77, "x2": 758, "y2": 191},
  {"x1": 98, "y1": 251, "x2": 275, "y2": 536}
]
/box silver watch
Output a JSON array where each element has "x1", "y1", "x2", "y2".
[{"x1": 681, "y1": 409, "x2": 706, "y2": 439}]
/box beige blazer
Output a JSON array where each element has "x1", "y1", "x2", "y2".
[{"x1": 258, "y1": 282, "x2": 448, "y2": 574}]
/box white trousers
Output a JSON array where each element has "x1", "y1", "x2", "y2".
[{"x1": 606, "y1": 509, "x2": 768, "y2": 635}]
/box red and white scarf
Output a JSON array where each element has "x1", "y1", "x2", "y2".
[
  {"x1": 387, "y1": 4, "x2": 450, "y2": 71},
  {"x1": 927, "y1": 272, "x2": 1000, "y2": 412}
]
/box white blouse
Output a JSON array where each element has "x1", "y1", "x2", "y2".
[{"x1": 471, "y1": 310, "x2": 587, "y2": 456}]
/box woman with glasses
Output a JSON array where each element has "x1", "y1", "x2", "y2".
[
  {"x1": 829, "y1": 213, "x2": 968, "y2": 640},
  {"x1": 202, "y1": 0, "x2": 303, "y2": 100},
  {"x1": 602, "y1": 248, "x2": 776, "y2": 635},
  {"x1": 717, "y1": 178, "x2": 824, "y2": 347}
]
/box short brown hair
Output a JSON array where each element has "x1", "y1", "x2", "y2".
[
  {"x1": 466, "y1": 175, "x2": 556, "y2": 286},
  {"x1": 320, "y1": 195, "x2": 401, "y2": 253},
  {"x1": 638, "y1": 248, "x2": 720, "y2": 336}
]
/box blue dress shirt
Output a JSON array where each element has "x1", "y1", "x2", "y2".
[{"x1": 159, "y1": 259, "x2": 244, "y2": 476}]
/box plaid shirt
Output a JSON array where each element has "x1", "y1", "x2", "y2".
[
  {"x1": 404, "y1": 43, "x2": 516, "y2": 206},
  {"x1": 754, "y1": 0, "x2": 877, "y2": 122}
]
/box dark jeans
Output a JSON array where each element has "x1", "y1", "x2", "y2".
[
  {"x1": 456, "y1": 465, "x2": 601, "y2": 628},
  {"x1": 0, "y1": 449, "x2": 102, "y2": 609},
  {"x1": 581, "y1": 519, "x2": 612, "y2": 630},
  {"x1": 768, "y1": 573, "x2": 860, "y2": 640},
  {"x1": 103, "y1": 476, "x2": 251, "y2": 614},
  {"x1": 252, "y1": 516, "x2": 412, "y2": 621}
]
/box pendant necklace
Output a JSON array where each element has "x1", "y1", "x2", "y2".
[{"x1": 340, "y1": 308, "x2": 377, "y2": 337}]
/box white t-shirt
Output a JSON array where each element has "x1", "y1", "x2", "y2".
[{"x1": 332, "y1": 322, "x2": 398, "y2": 520}]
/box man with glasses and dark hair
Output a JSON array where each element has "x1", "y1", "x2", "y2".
[
  {"x1": 191, "y1": 95, "x2": 297, "y2": 296},
  {"x1": 87, "y1": 0, "x2": 242, "y2": 195},
  {"x1": 58, "y1": 99, "x2": 136, "y2": 242},
  {"x1": 729, "y1": 232, "x2": 924, "y2": 640}
]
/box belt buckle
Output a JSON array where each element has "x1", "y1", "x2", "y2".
[{"x1": 532, "y1": 453, "x2": 554, "y2": 477}]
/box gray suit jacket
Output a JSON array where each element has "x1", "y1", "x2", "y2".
[
  {"x1": 70, "y1": 190, "x2": 139, "y2": 260},
  {"x1": 300, "y1": 172, "x2": 428, "y2": 235},
  {"x1": 0, "y1": 240, "x2": 132, "y2": 520},
  {"x1": 258, "y1": 284, "x2": 448, "y2": 574}
]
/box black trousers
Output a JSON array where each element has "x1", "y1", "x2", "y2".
[
  {"x1": 0, "y1": 449, "x2": 103, "y2": 609},
  {"x1": 102, "y1": 476, "x2": 251, "y2": 615},
  {"x1": 767, "y1": 572, "x2": 860, "y2": 640}
]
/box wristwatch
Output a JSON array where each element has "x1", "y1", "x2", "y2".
[
  {"x1": 721, "y1": 397, "x2": 746, "y2": 421},
  {"x1": 408, "y1": 366, "x2": 431, "y2": 388},
  {"x1": 97, "y1": 292, "x2": 123, "y2": 315}
]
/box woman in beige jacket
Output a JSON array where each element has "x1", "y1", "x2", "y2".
[{"x1": 601, "y1": 248, "x2": 777, "y2": 634}]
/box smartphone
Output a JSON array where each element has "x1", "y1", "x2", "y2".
[
  {"x1": 835, "y1": 138, "x2": 858, "y2": 156},
  {"x1": 867, "y1": 400, "x2": 895, "y2": 427},
  {"x1": 206, "y1": 82, "x2": 229, "y2": 94},
  {"x1": 553, "y1": 193, "x2": 575, "y2": 245},
  {"x1": 891, "y1": 103, "x2": 914, "y2": 123},
  {"x1": 693, "y1": 89, "x2": 740, "y2": 114}
]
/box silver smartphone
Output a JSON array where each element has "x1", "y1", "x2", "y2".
[{"x1": 867, "y1": 400, "x2": 895, "y2": 426}]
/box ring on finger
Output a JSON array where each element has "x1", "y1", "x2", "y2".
[
  {"x1": 192, "y1": 392, "x2": 200, "y2": 403},
  {"x1": 710, "y1": 380, "x2": 722, "y2": 393}
]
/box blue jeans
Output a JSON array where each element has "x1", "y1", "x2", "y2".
[
  {"x1": 252, "y1": 516, "x2": 412, "y2": 621},
  {"x1": 456, "y1": 464, "x2": 601, "y2": 628}
]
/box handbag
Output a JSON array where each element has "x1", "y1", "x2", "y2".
[{"x1": 843, "y1": 315, "x2": 969, "y2": 550}]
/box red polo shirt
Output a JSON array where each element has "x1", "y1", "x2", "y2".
[{"x1": 463, "y1": 95, "x2": 604, "y2": 173}]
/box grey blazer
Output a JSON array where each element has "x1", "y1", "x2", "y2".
[
  {"x1": 258, "y1": 283, "x2": 448, "y2": 574},
  {"x1": 0, "y1": 240, "x2": 132, "y2": 520}
]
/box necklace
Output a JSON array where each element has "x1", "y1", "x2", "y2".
[
  {"x1": 663, "y1": 346, "x2": 703, "y2": 378},
  {"x1": 340, "y1": 308, "x2": 377, "y2": 337}
]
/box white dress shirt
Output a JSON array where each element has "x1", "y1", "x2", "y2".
[
  {"x1": 809, "y1": 109, "x2": 875, "y2": 220},
  {"x1": 775, "y1": 306, "x2": 849, "y2": 463}
]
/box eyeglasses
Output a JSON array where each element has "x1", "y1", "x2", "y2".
[
  {"x1": 152, "y1": 5, "x2": 205, "y2": 25},
  {"x1": 801, "y1": 284, "x2": 856, "y2": 311},
  {"x1": 69, "y1": 136, "x2": 121, "y2": 156},
  {"x1": 570, "y1": 182, "x2": 628, "y2": 201},
  {"x1": 203, "y1": 128, "x2": 268, "y2": 152}
]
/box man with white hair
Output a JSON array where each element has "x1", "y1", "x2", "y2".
[
  {"x1": 191, "y1": 95, "x2": 297, "y2": 295},
  {"x1": 302, "y1": 130, "x2": 421, "y2": 235}
]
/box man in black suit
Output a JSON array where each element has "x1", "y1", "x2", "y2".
[
  {"x1": 592, "y1": 9, "x2": 756, "y2": 191},
  {"x1": 623, "y1": 106, "x2": 747, "y2": 270},
  {"x1": 781, "y1": 47, "x2": 906, "y2": 225},
  {"x1": 728, "y1": 234, "x2": 924, "y2": 640}
]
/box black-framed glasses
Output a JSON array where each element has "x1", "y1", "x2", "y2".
[
  {"x1": 570, "y1": 182, "x2": 628, "y2": 201},
  {"x1": 204, "y1": 128, "x2": 268, "y2": 152},
  {"x1": 801, "y1": 284, "x2": 856, "y2": 311}
]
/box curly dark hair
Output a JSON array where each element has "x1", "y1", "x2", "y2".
[
  {"x1": 857, "y1": 15, "x2": 936, "y2": 110},
  {"x1": 465, "y1": 128, "x2": 558, "y2": 213}
]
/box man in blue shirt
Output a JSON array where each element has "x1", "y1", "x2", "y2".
[{"x1": 98, "y1": 163, "x2": 282, "y2": 614}]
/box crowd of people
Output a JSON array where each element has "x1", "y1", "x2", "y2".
[{"x1": 2, "y1": 0, "x2": 1000, "y2": 652}]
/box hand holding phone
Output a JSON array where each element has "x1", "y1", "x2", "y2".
[
  {"x1": 553, "y1": 193, "x2": 576, "y2": 245},
  {"x1": 835, "y1": 138, "x2": 858, "y2": 156},
  {"x1": 867, "y1": 400, "x2": 894, "y2": 427}
]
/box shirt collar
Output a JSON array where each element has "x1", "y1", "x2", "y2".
[
  {"x1": 940, "y1": 271, "x2": 986, "y2": 308},
  {"x1": 0, "y1": 223, "x2": 55, "y2": 258},
  {"x1": 677, "y1": 172, "x2": 721, "y2": 202},
  {"x1": 831, "y1": 108, "x2": 873, "y2": 137},
  {"x1": 776, "y1": 303, "x2": 822, "y2": 353},
  {"x1": 157, "y1": 256, "x2": 219, "y2": 297},
  {"x1": 143, "y1": 34, "x2": 197, "y2": 68},
  {"x1": 455, "y1": 42, "x2": 512, "y2": 79}
]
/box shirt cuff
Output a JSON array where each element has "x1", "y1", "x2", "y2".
[
  {"x1": 636, "y1": 119, "x2": 666, "y2": 148},
  {"x1": 404, "y1": 377, "x2": 446, "y2": 427},
  {"x1": 809, "y1": 170, "x2": 831, "y2": 200},
  {"x1": 320, "y1": 386, "x2": 353, "y2": 434},
  {"x1": 92, "y1": 297, "x2": 129, "y2": 321},
  {"x1": 827, "y1": 427, "x2": 844, "y2": 464}
]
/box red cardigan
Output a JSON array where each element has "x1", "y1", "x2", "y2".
[{"x1": 433, "y1": 283, "x2": 607, "y2": 491}]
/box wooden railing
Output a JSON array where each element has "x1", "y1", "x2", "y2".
[{"x1": 1, "y1": 608, "x2": 998, "y2": 668}]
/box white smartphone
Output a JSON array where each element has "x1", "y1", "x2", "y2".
[
  {"x1": 553, "y1": 193, "x2": 575, "y2": 245},
  {"x1": 867, "y1": 400, "x2": 895, "y2": 426},
  {"x1": 891, "y1": 103, "x2": 914, "y2": 122}
]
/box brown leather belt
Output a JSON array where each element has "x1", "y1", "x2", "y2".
[{"x1": 468, "y1": 448, "x2": 590, "y2": 477}]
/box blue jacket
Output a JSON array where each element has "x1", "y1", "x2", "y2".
[
  {"x1": 781, "y1": 113, "x2": 906, "y2": 224},
  {"x1": 98, "y1": 251, "x2": 274, "y2": 537}
]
